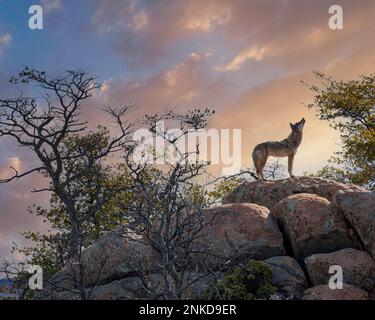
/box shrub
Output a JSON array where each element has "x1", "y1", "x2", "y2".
[{"x1": 205, "y1": 260, "x2": 276, "y2": 300}]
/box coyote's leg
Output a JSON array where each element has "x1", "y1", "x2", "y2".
[
  {"x1": 253, "y1": 148, "x2": 268, "y2": 180},
  {"x1": 288, "y1": 154, "x2": 295, "y2": 177},
  {"x1": 258, "y1": 158, "x2": 267, "y2": 180}
]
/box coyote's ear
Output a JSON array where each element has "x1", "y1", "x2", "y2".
[{"x1": 290, "y1": 123, "x2": 293, "y2": 129}]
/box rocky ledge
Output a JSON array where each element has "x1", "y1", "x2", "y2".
[{"x1": 39, "y1": 176, "x2": 375, "y2": 300}]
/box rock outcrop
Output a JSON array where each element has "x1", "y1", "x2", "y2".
[
  {"x1": 223, "y1": 176, "x2": 365, "y2": 209},
  {"x1": 334, "y1": 191, "x2": 375, "y2": 258},
  {"x1": 305, "y1": 248, "x2": 375, "y2": 291},
  {"x1": 45, "y1": 273, "x2": 221, "y2": 300},
  {"x1": 302, "y1": 284, "x2": 368, "y2": 300},
  {"x1": 204, "y1": 203, "x2": 285, "y2": 264},
  {"x1": 264, "y1": 256, "x2": 307, "y2": 299},
  {"x1": 42, "y1": 176, "x2": 375, "y2": 300},
  {"x1": 271, "y1": 193, "x2": 352, "y2": 261},
  {"x1": 51, "y1": 226, "x2": 160, "y2": 289}
]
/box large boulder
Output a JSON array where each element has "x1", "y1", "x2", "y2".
[
  {"x1": 44, "y1": 272, "x2": 221, "y2": 300},
  {"x1": 305, "y1": 248, "x2": 375, "y2": 291},
  {"x1": 334, "y1": 191, "x2": 375, "y2": 258},
  {"x1": 223, "y1": 176, "x2": 365, "y2": 209},
  {"x1": 51, "y1": 226, "x2": 160, "y2": 289},
  {"x1": 271, "y1": 193, "x2": 353, "y2": 261},
  {"x1": 264, "y1": 256, "x2": 308, "y2": 299},
  {"x1": 204, "y1": 203, "x2": 285, "y2": 267},
  {"x1": 46, "y1": 276, "x2": 155, "y2": 300},
  {"x1": 302, "y1": 284, "x2": 368, "y2": 300}
]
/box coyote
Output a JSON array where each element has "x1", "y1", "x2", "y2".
[{"x1": 252, "y1": 118, "x2": 305, "y2": 180}]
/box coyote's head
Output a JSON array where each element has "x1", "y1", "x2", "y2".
[{"x1": 290, "y1": 118, "x2": 305, "y2": 133}]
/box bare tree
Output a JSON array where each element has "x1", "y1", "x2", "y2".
[
  {"x1": 263, "y1": 159, "x2": 287, "y2": 180},
  {"x1": 0, "y1": 261, "x2": 29, "y2": 300},
  {"x1": 1, "y1": 69, "x2": 267, "y2": 300},
  {"x1": 211, "y1": 159, "x2": 287, "y2": 187},
  {"x1": 114, "y1": 109, "x2": 226, "y2": 299},
  {"x1": 0, "y1": 67, "x2": 134, "y2": 299}
]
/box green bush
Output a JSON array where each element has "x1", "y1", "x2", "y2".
[{"x1": 206, "y1": 260, "x2": 276, "y2": 300}]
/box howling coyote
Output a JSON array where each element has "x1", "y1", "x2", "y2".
[{"x1": 252, "y1": 118, "x2": 305, "y2": 180}]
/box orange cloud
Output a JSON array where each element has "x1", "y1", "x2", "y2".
[
  {"x1": 216, "y1": 46, "x2": 269, "y2": 72},
  {"x1": 94, "y1": 52, "x2": 234, "y2": 116},
  {"x1": 185, "y1": 4, "x2": 231, "y2": 32}
]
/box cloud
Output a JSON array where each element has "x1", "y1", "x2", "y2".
[
  {"x1": 39, "y1": 0, "x2": 62, "y2": 13},
  {"x1": 92, "y1": 0, "x2": 149, "y2": 33},
  {"x1": 89, "y1": 0, "x2": 375, "y2": 71},
  {"x1": 94, "y1": 52, "x2": 234, "y2": 116},
  {"x1": 216, "y1": 46, "x2": 268, "y2": 72},
  {"x1": 90, "y1": 0, "x2": 234, "y2": 67},
  {"x1": 185, "y1": 5, "x2": 231, "y2": 32},
  {"x1": 93, "y1": 0, "x2": 231, "y2": 34},
  {"x1": 0, "y1": 33, "x2": 11, "y2": 57},
  {"x1": 0, "y1": 157, "x2": 48, "y2": 262},
  {"x1": 0, "y1": 158, "x2": 21, "y2": 179},
  {"x1": 0, "y1": 33, "x2": 11, "y2": 46},
  {"x1": 131, "y1": 10, "x2": 149, "y2": 31}
]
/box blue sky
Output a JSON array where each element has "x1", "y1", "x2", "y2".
[{"x1": 0, "y1": 0, "x2": 129, "y2": 80}]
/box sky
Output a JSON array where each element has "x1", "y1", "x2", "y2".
[{"x1": 1, "y1": 0, "x2": 375, "y2": 262}]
